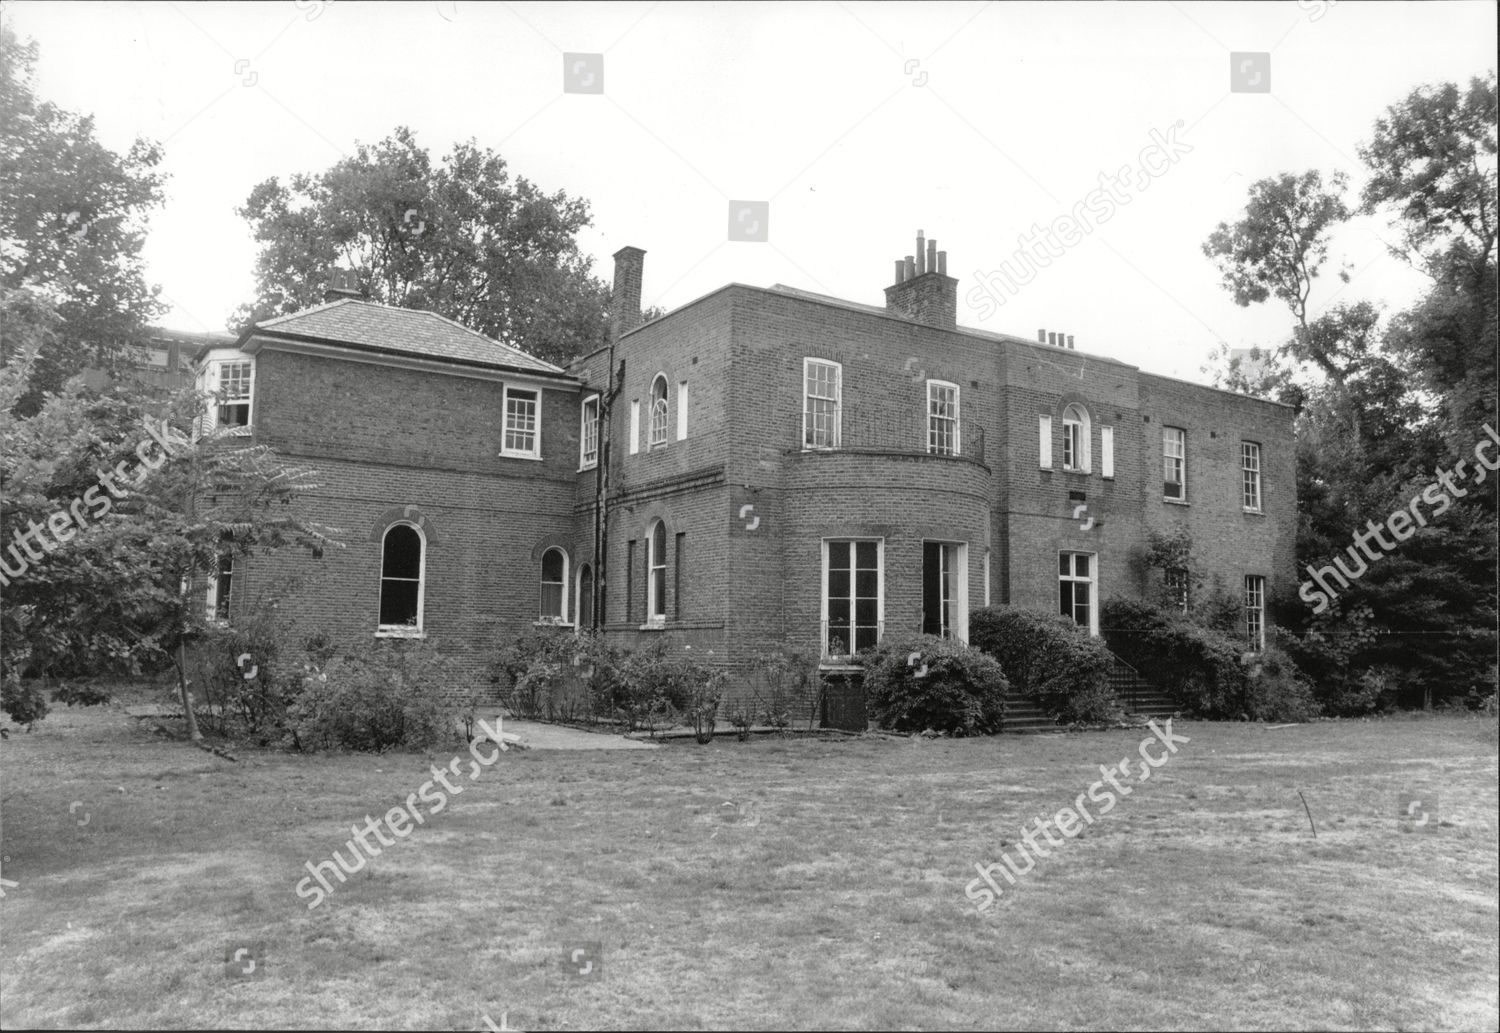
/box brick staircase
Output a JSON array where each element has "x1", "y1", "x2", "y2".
[{"x1": 1107, "y1": 651, "x2": 1180, "y2": 720}]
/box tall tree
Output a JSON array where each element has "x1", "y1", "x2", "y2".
[
  {"x1": 1360, "y1": 72, "x2": 1498, "y2": 455},
  {"x1": 234, "y1": 126, "x2": 610, "y2": 367},
  {"x1": 0, "y1": 25, "x2": 166, "y2": 410}
]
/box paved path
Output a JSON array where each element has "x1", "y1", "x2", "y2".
[{"x1": 484, "y1": 718, "x2": 660, "y2": 751}]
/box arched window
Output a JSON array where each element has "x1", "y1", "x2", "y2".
[
  {"x1": 378, "y1": 523, "x2": 424, "y2": 633},
  {"x1": 646, "y1": 520, "x2": 667, "y2": 622},
  {"x1": 540, "y1": 548, "x2": 568, "y2": 622},
  {"x1": 1061, "y1": 403, "x2": 1091, "y2": 472},
  {"x1": 576, "y1": 563, "x2": 594, "y2": 629},
  {"x1": 649, "y1": 374, "x2": 668, "y2": 448}
]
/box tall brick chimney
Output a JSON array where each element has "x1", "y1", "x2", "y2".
[
  {"x1": 611, "y1": 246, "x2": 646, "y2": 338},
  {"x1": 884, "y1": 230, "x2": 957, "y2": 329}
]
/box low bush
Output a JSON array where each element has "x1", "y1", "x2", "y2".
[
  {"x1": 1103, "y1": 598, "x2": 1248, "y2": 717},
  {"x1": 1242, "y1": 645, "x2": 1322, "y2": 722},
  {"x1": 862, "y1": 634, "x2": 1008, "y2": 735},
  {"x1": 184, "y1": 598, "x2": 322, "y2": 742},
  {"x1": 969, "y1": 605, "x2": 1119, "y2": 723},
  {"x1": 286, "y1": 639, "x2": 466, "y2": 751}
]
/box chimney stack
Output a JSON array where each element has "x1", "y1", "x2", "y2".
[
  {"x1": 1067, "y1": 335, "x2": 1075, "y2": 350},
  {"x1": 611, "y1": 246, "x2": 646, "y2": 338},
  {"x1": 1038, "y1": 329, "x2": 1046, "y2": 343},
  {"x1": 884, "y1": 229, "x2": 958, "y2": 330}
]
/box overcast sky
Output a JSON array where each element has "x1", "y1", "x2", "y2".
[{"x1": 6, "y1": 0, "x2": 1496, "y2": 382}]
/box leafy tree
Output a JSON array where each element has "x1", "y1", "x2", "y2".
[
  {"x1": 234, "y1": 126, "x2": 610, "y2": 366},
  {"x1": 0, "y1": 334, "x2": 341, "y2": 735},
  {"x1": 0, "y1": 25, "x2": 166, "y2": 411}
]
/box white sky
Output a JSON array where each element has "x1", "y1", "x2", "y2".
[{"x1": 5, "y1": 0, "x2": 1496, "y2": 382}]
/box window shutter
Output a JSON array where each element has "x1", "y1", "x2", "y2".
[
  {"x1": 1101, "y1": 426, "x2": 1114, "y2": 478},
  {"x1": 1039, "y1": 415, "x2": 1052, "y2": 468},
  {"x1": 676, "y1": 382, "x2": 688, "y2": 440},
  {"x1": 628, "y1": 400, "x2": 640, "y2": 455}
]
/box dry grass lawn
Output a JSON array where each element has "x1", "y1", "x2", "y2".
[{"x1": 0, "y1": 698, "x2": 1495, "y2": 1030}]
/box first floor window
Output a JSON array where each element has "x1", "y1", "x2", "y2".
[
  {"x1": 503, "y1": 387, "x2": 539, "y2": 458},
  {"x1": 579, "y1": 395, "x2": 599, "y2": 468},
  {"x1": 1245, "y1": 575, "x2": 1265, "y2": 650},
  {"x1": 646, "y1": 521, "x2": 667, "y2": 623},
  {"x1": 1062, "y1": 404, "x2": 1090, "y2": 472},
  {"x1": 825, "y1": 539, "x2": 881, "y2": 657},
  {"x1": 1059, "y1": 552, "x2": 1096, "y2": 635},
  {"x1": 540, "y1": 548, "x2": 567, "y2": 622},
  {"x1": 1165, "y1": 567, "x2": 1189, "y2": 613},
  {"x1": 378, "y1": 523, "x2": 424, "y2": 632},
  {"x1": 927, "y1": 381, "x2": 959, "y2": 456},
  {"x1": 804, "y1": 358, "x2": 841, "y2": 449},
  {"x1": 922, "y1": 541, "x2": 967, "y2": 640},
  {"x1": 649, "y1": 374, "x2": 668, "y2": 448},
  {"x1": 205, "y1": 552, "x2": 232, "y2": 621},
  {"x1": 577, "y1": 563, "x2": 594, "y2": 629},
  {"x1": 214, "y1": 359, "x2": 253, "y2": 429},
  {"x1": 1163, "y1": 427, "x2": 1186, "y2": 500},
  {"x1": 1242, "y1": 441, "x2": 1262, "y2": 511}
]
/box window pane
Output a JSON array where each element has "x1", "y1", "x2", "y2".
[
  {"x1": 855, "y1": 569, "x2": 878, "y2": 598},
  {"x1": 855, "y1": 541, "x2": 877, "y2": 569},
  {"x1": 1074, "y1": 554, "x2": 1089, "y2": 577},
  {"x1": 542, "y1": 549, "x2": 564, "y2": 581},
  {"x1": 540, "y1": 582, "x2": 563, "y2": 618},
  {"x1": 1059, "y1": 554, "x2": 1069, "y2": 576},
  {"x1": 828, "y1": 541, "x2": 851, "y2": 572},
  {"x1": 383, "y1": 526, "x2": 421, "y2": 580},
  {"x1": 828, "y1": 569, "x2": 850, "y2": 598},
  {"x1": 578, "y1": 566, "x2": 594, "y2": 626},
  {"x1": 379, "y1": 580, "x2": 419, "y2": 626}
]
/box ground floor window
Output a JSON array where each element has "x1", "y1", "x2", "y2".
[
  {"x1": 205, "y1": 552, "x2": 232, "y2": 621},
  {"x1": 378, "y1": 523, "x2": 424, "y2": 633},
  {"x1": 1245, "y1": 575, "x2": 1265, "y2": 651},
  {"x1": 824, "y1": 539, "x2": 881, "y2": 657},
  {"x1": 539, "y1": 547, "x2": 568, "y2": 622},
  {"x1": 576, "y1": 563, "x2": 594, "y2": 629},
  {"x1": 1059, "y1": 551, "x2": 1096, "y2": 636},
  {"x1": 1165, "y1": 567, "x2": 1189, "y2": 613},
  {"x1": 922, "y1": 541, "x2": 967, "y2": 641}
]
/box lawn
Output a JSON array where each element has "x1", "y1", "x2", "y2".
[{"x1": 0, "y1": 698, "x2": 1495, "y2": 1031}]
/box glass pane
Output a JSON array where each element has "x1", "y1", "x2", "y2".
[
  {"x1": 1059, "y1": 554, "x2": 1069, "y2": 576},
  {"x1": 383, "y1": 526, "x2": 421, "y2": 580},
  {"x1": 854, "y1": 624, "x2": 878, "y2": 653},
  {"x1": 855, "y1": 569, "x2": 878, "y2": 598},
  {"x1": 541, "y1": 549, "x2": 564, "y2": 581},
  {"x1": 855, "y1": 541, "x2": 877, "y2": 568},
  {"x1": 828, "y1": 541, "x2": 850, "y2": 571},
  {"x1": 828, "y1": 569, "x2": 850, "y2": 598},
  {"x1": 855, "y1": 597, "x2": 878, "y2": 627},
  {"x1": 540, "y1": 582, "x2": 563, "y2": 618},
  {"x1": 380, "y1": 580, "x2": 419, "y2": 625},
  {"x1": 1075, "y1": 554, "x2": 1090, "y2": 578}
]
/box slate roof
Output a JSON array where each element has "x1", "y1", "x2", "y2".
[{"x1": 249, "y1": 299, "x2": 566, "y2": 376}]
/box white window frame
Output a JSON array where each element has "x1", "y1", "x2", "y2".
[
  {"x1": 1245, "y1": 574, "x2": 1266, "y2": 650},
  {"x1": 199, "y1": 352, "x2": 254, "y2": 435},
  {"x1": 803, "y1": 358, "x2": 842, "y2": 450},
  {"x1": 1163, "y1": 426, "x2": 1186, "y2": 501},
  {"x1": 538, "y1": 547, "x2": 570, "y2": 625},
  {"x1": 649, "y1": 374, "x2": 669, "y2": 449},
  {"x1": 1061, "y1": 404, "x2": 1090, "y2": 472},
  {"x1": 1038, "y1": 414, "x2": 1052, "y2": 468},
  {"x1": 820, "y1": 537, "x2": 884, "y2": 659},
  {"x1": 1242, "y1": 441, "x2": 1262, "y2": 512},
  {"x1": 501, "y1": 385, "x2": 541, "y2": 460},
  {"x1": 376, "y1": 521, "x2": 426, "y2": 637},
  {"x1": 579, "y1": 394, "x2": 600, "y2": 470},
  {"x1": 922, "y1": 540, "x2": 969, "y2": 642},
  {"x1": 676, "y1": 381, "x2": 689, "y2": 441},
  {"x1": 205, "y1": 551, "x2": 232, "y2": 622},
  {"x1": 927, "y1": 380, "x2": 960, "y2": 456},
  {"x1": 644, "y1": 520, "x2": 668, "y2": 626},
  {"x1": 1058, "y1": 551, "x2": 1098, "y2": 637}
]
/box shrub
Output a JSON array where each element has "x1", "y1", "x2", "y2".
[
  {"x1": 0, "y1": 670, "x2": 48, "y2": 729},
  {"x1": 286, "y1": 639, "x2": 465, "y2": 751},
  {"x1": 184, "y1": 598, "x2": 322, "y2": 742},
  {"x1": 1103, "y1": 598, "x2": 1249, "y2": 717},
  {"x1": 745, "y1": 648, "x2": 820, "y2": 731},
  {"x1": 1241, "y1": 645, "x2": 1322, "y2": 722},
  {"x1": 969, "y1": 605, "x2": 1118, "y2": 723},
  {"x1": 615, "y1": 642, "x2": 709, "y2": 732},
  {"x1": 862, "y1": 634, "x2": 1008, "y2": 735}
]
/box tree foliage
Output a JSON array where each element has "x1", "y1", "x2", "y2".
[
  {"x1": 234, "y1": 126, "x2": 610, "y2": 367},
  {"x1": 0, "y1": 25, "x2": 166, "y2": 410}
]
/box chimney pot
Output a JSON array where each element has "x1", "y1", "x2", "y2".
[
  {"x1": 1038, "y1": 329, "x2": 1047, "y2": 343},
  {"x1": 904, "y1": 255, "x2": 916, "y2": 280},
  {"x1": 937, "y1": 250, "x2": 947, "y2": 275},
  {"x1": 893, "y1": 259, "x2": 905, "y2": 284},
  {"x1": 1067, "y1": 335, "x2": 1075, "y2": 350},
  {"x1": 926, "y1": 239, "x2": 937, "y2": 275},
  {"x1": 915, "y1": 231, "x2": 926, "y2": 276},
  {"x1": 1048, "y1": 332, "x2": 1057, "y2": 347},
  {"x1": 884, "y1": 230, "x2": 957, "y2": 329}
]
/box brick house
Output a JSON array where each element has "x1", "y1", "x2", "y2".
[{"x1": 204, "y1": 232, "x2": 1295, "y2": 694}]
